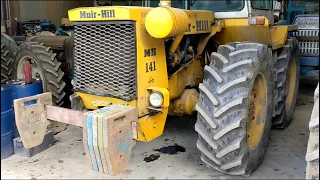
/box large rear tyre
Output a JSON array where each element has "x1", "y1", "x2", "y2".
[
  {"x1": 1, "y1": 33, "x2": 17, "y2": 81},
  {"x1": 13, "y1": 41, "x2": 66, "y2": 106},
  {"x1": 195, "y1": 42, "x2": 274, "y2": 176},
  {"x1": 306, "y1": 83, "x2": 319, "y2": 180},
  {"x1": 272, "y1": 38, "x2": 300, "y2": 129}
]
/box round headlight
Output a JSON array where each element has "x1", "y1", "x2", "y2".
[{"x1": 149, "y1": 92, "x2": 164, "y2": 108}]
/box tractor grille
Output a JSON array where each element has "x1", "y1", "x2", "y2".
[
  {"x1": 73, "y1": 21, "x2": 137, "y2": 101},
  {"x1": 293, "y1": 30, "x2": 319, "y2": 56}
]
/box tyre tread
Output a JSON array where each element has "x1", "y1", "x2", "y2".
[{"x1": 14, "y1": 41, "x2": 66, "y2": 106}]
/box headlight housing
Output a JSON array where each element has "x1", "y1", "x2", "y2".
[{"x1": 149, "y1": 92, "x2": 164, "y2": 108}]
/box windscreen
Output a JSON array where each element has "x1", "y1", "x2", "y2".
[
  {"x1": 191, "y1": 0, "x2": 245, "y2": 11},
  {"x1": 148, "y1": 0, "x2": 245, "y2": 11}
]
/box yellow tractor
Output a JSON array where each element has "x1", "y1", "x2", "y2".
[{"x1": 13, "y1": 0, "x2": 300, "y2": 176}]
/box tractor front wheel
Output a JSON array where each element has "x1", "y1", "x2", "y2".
[
  {"x1": 1, "y1": 33, "x2": 17, "y2": 81},
  {"x1": 195, "y1": 42, "x2": 274, "y2": 176}
]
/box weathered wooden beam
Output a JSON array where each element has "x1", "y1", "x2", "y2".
[{"x1": 45, "y1": 105, "x2": 84, "y2": 127}]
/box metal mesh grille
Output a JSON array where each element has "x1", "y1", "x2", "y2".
[{"x1": 73, "y1": 22, "x2": 136, "y2": 101}]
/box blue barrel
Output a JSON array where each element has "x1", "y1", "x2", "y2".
[
  {"x1": 10, "y1": 79, "x2": 43, "y2": 138},
  {"x1": 1, "y1": 83, "x2": 14, "y2": 159},
  {"x1": 11, "y1": 79, "x2": 43, "y2": 101}
]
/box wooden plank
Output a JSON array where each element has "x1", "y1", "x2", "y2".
[
  {"x1": 86, "y1": 113, "x2": 99, "y2": 171},
  {"x1": 82, "y1": 114, "x2": 93, "y2": 169},
  {"x1": 92, "y1": 114, "x2": 103, "y2": 172},
  {"x1": 97, "y1": 114, "x2": 108, "y2": 173},
  {"x1": 45, "y1": 105, "x2": 83, "y2": 127},
  {"x1": 14, "y1": 92, "x2": 52, "y2": 148}
]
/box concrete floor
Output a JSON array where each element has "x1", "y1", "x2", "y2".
[{"x1": 1, "y1": 82, "x2": 317, "y2": 179}]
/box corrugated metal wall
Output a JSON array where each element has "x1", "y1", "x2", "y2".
[
  {"x1": 19, "y1": 1, "x2": 46, "y2": 21},
  {"x1": 17, "y1": 1, "x2": 92, "y2": 26}
]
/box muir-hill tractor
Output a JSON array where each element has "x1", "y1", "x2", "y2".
[{"x1": 13, "y1": 0, "x2": 301, "y2": 176}]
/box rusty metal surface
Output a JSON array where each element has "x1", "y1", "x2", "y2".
[
  {"x1": 30, "y1": 36, "x2": 71, "y2": 50},
  {"x1": 45, "y1": 105, "x2": 83, "y2": 127},
  {"x1": 13, "y1": 92, "x2": 52, "y2": 148}
]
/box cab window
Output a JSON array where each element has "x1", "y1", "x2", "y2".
[
  {"x1": 148, "y1": 0, "x2": 185, "y2": 9},
  {"x1": 191, "y1": 0, "x2": 245, "y2": 11},
  {"x1": 251, "y1": 0, "x2": 272, "y2": 9},
  {"x1": 148, "y1": 0, "x2": 245, "y2": 11}
]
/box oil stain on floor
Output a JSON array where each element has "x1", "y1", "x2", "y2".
[
  {"x1": 154, "y1": 144, "x2": 186, "y2": 155},
  {"x1": 143, "y1": 144, "x2": 186, "y2": 163},
  {"x1": 144, "y1": 154, "x2": 160, "y2": 163}
]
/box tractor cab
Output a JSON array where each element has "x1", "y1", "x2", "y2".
[
  {"x1": 145, "y1": 0, "x2": 276, "y2": 24},
  {"x1": 277, "y1": 0, "x2": 319, "y2": 78},
  {"x1": 292, "y1": 13, "x2": 319, "y2": 77},
  {"x1": 278, "y1": 0, "x2": 319, "y2": 25}
]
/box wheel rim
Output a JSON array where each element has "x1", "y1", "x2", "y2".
[
  {"x1": 16, "y1": 56, "x2": 45, "y2": 88},
  {"x1": 285, "y1": 59, "x2": 297, "y2": 112},
  {"x1": 248, "y1": 73, "x2": 267, "y2": 150}
]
